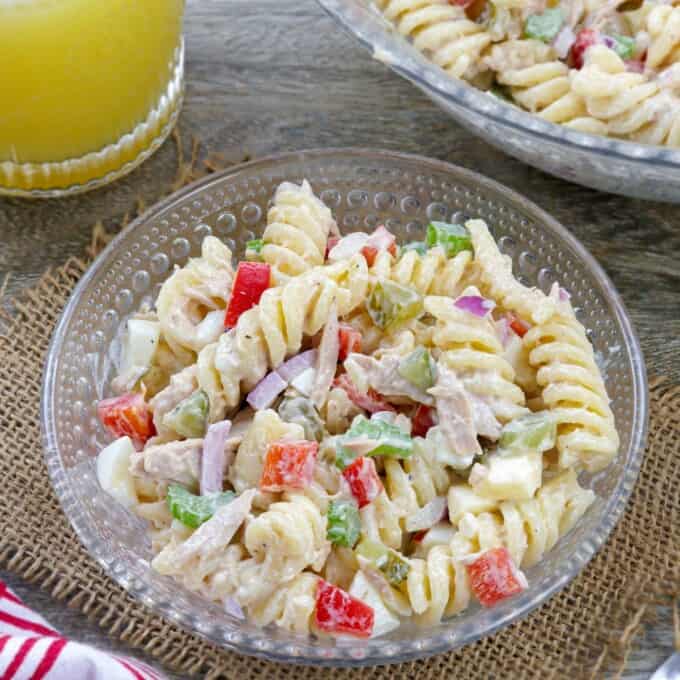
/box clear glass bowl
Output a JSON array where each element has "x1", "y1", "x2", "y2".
[
  {"x1": 42, "y1": 149, "x2": 647, "y2": 665},
  {"x1": 317, "y1": 0, "x2": 680, "y2": 203}
]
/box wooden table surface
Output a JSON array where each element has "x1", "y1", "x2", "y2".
[{"x1": 1, "y1": 0, "x2": 678, "y2": 677}]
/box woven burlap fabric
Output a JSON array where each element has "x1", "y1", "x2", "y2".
[{"x1": 0, "y1": 252, "x2": 678, "y2": 678}]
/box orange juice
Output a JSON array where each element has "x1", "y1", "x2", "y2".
[{"x1": 0, "y1": 0, "x2": 185, "y2": 195}]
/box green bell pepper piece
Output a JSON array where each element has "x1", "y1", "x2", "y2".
[
  {"x1": 425, "y1": 222, "x2": 473, "y2": 258},
  {"x1": 327, "y1": 499, "x2": 361, "y2": 548},
  {"x1": 166, "y1": 484, "x2": 236, "y2": 529},
  {"x1": 524, "y1": 8, "x2": 564, "y2": 43}
]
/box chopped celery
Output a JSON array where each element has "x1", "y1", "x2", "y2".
[
  {"x1": 524, "y1": 8, "x2": 563, "y2": 43},
  {"x1": 162, "y1": 389, "x2": 209, "y2": 438},
  {"x1": 355, "y1": 538, "x2": 410, "y2": 586},
  {"x1": 499, "y1": 412, "x2": 556, "y2": 453},
  {"x1": 397, "y1": 347, "x2": 436, "y2": 391},
  {"x1": 278, "y1": 396, "x2": 324, "y2": 442},
  {"x1": 367, "y1": 279, "x2": 423, "y2": 330},
  {"x1": 245, "y1": 239, "x2": 264, "y2": 261},
  {"x1": 401, "y1": 241, "x2": 428, "y2": 256},
  {"x1": 167, "y1": 484, "x2": 235, "y2": 528},
  {"x1": 327, "y1": 499, "x2": 361, "y2": 548},
  {"x1": 610, "y1": 34, "x2": 635, "y2": 60},
  {"x1": 425, "y1": 222, "x2": 472, "y2": 258},
  {"x1": 345, "y1": 416, "x2": 414, "y2": 459}
]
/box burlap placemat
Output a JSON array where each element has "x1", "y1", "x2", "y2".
[{"x1": 0, "y1": 142, "x2": 678, "y2": 678}]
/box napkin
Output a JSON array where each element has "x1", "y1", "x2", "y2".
[{"x1": 0, "y1": 580, "x2": 164, "y2": 679}]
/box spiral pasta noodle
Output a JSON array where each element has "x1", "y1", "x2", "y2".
[
  {"x1": 571, "y1": 46, "x2": 680, "y2": 147},
  {"x1": 426, "y1": 292, "x2": 528, "y2": 430},
  {"x1": 523, "y1": 305, "x2": 619, "y2": 473},
  {"x1": 457, "y1": 469, "x2": 595, "y2": 568},
  {"x1": 156, "y1": 236, "x2": 234, "y2": 356},
  {"x1": 375, "y1": 0, "x2": 492, "y2": 81},
  {"x1": 262, "y1": 180, "x2": 336, "y2": 284},
  {"x1": 466, "y1": 219, "x2": 557, "y2": 325},
  {"x1": 646, "y1": 5, "x2": 680, "y2": 71},
  {"x1": 244, "y1": 493, "x2": 330, "y2": 584},
  {"x1": 248, "y1": 572, "x2": 319, "y2": 633},
  {"x1": 198, "y1": 254, "x2": 369, "y2": 411},
  {"x1": 492, "y1": 43, "x2": 607, "y2": 134},
  {"x1": 371, "y1": 246, "x2": 472, "y2": 297},
  {"x1": 406, "y1": 534, "x2": 474, "y2": 625}
]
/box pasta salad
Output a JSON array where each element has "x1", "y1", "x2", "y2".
[
  {"x1": 374, "y1": 0, "x2": 680, "y2": 147},
  {"x1": 95, "y1": 179, "x2": 619, "y2": 639}
]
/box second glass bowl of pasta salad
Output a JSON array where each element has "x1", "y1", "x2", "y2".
[
  {"x1": 318, "y1": 0, "x2": 680, "y2": 202},
  {"x1": 43, "y1": 149, "x2": 647, "y2": 664}
]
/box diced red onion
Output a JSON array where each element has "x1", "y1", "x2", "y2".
[
  {"x1": 455, "y1": 295, "x2": 496, "y2": 318},
  {"x1": 328, "y1": 232, "x2": 369, "y2": 262},
  {"x1": 277, "y1": 349, "x2": 318, "y2": 383},
  {"x1": 311, "y1": 305, "x2": 340, "y2": 408},
  {"x1": 246, "y1": 370, "x2": 287, "y2": 410},
  {"x1": 553, "y1": 25, "x2": 576, "y2": 59},
  {"x1": 224, "y1": 596, "x2": 245, "y2": 620},
  {"x1": 405, "y1": 496, "x2": 448, "y2": 532},
  {"x1": 559, "y1": 287, "x2": 571, "y2": 302},
  {"x1": 200, "y1": 420, "x2": 232, "y2": 495}
]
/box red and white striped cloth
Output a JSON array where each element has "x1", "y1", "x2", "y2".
[{"x1": 0, "y1": 580, "x2": 165, "y2": 680}]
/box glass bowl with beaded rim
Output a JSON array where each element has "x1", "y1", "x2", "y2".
[
  {"x1": 316, "y1": 0, "x2": 680, "y2": 203},
  {"x1": 42, "y1": 148, "x2": 647, "y2": 665}
]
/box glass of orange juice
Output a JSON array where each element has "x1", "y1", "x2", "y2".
[{"x1": 0, "y1": 0, "x2": 185, "y2": 197}]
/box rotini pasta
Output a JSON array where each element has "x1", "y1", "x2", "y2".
[
  {"x1": 244, "y1": 493, "x2": 330, "y2": 583},
  {"x1": 426, "y1": 290, "x2": 528, "y2": 434},
  {"x1": 372, "y1": 246, "x2": 472, "y2": 297},
  {"x1": 95, "y1": 186, "x2": 618, "y2": 639},
  {"x1": 375, "y1": 0, "x2": 680, "y2": 146},
  {"x1": 457, "y1": 469, "x2": 595, "y2": 567},
  {"x1": 262, "y1": 180, "x2": 336, "y2": 284},
  {"x1": 523, "y1": 302, "x2": 619, "y2": 472},
  {"x1": 406, "y1": 534, "x2": 475, "y2": 625},
  {"x1": 376, "y1": 0, "x2": 492, "y2": 81},
  {"x1": 466, "y1": 219, "x2": 558, "y2": 324},
  {"x1": 572, "y1": 45, "x2": 680, "y2": 146},
  {"x1": 248, "y1": 572, "x2": 319, "y2": 633},
  {"x1": 156, "y1": 236, "x2": 234, "y2": 357}
]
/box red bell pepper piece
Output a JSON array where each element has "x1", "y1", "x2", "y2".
[
  {"x1": 224, "y1": 261, "x2": 271, "y2": 328},
  {"x1": 412, "y1": 404, "x2": 436, "y2": 438},
  {"x1": 342, "y1": 456, "x2": 383, "y2": 508},
  {"x1": 361, "y1": 226, "x2": 397, "y2": 266},
  {"x1": 465, "y1": 547, "x2": 528, "y2": 608},
  {"x1": 97, "y1": 392, "x2": 156, "y2": 446},
  {"x1": 315, "y1": 579, "x2": 374, "y2": 637},
  {"x1": 333, "y1": 374, "x2": 396, "y2": 414},
  {"x1": 338, "y1": 324, "x2": 362, "y2": 361},
  {"x1": 260, "y1": 440, "x2": 318, "y2": 492},
  {"x1": 506, "y1": 312, "x2": 530, "y2": 338},
  {"x1": 570, "y1": 28, "x2": 600, "y2": 69}
]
